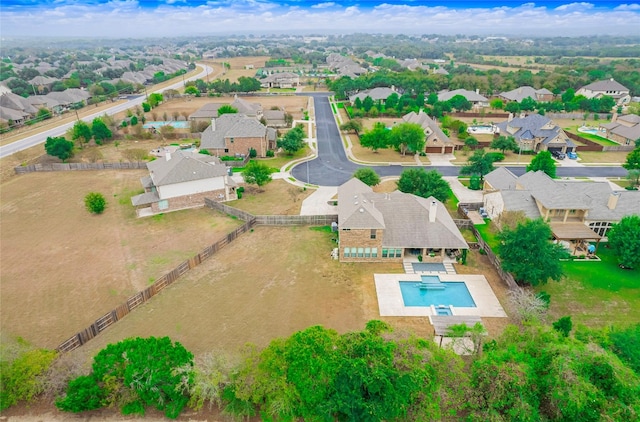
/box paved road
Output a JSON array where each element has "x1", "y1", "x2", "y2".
[
  {"x1": 291, "y1": 93, "x2": 629, "y2": 186},
  {"x1": 0, "y1": 65, "x2": 214, "y2": 159}
]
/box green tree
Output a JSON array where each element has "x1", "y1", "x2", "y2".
[
  {"x1": 277, "y1": 125, "x2": 305, "y2": 155},
  {"x1": 489, "y1": 98, "x2": 504, "y2": 109},
  {"x1": 184, "y1": 86, "x2": 200, "y2": 96},
  {"x1": 91, "y1": 118, "x2": 112, "y2": 145},
  {"x1": 339, "y1": 119, "x2": 363, "y2": 133},
  {"x1": 448, "y1": 94, "x2": 472, "y2": 112},
  {"x1": 142, "y1": 102, "x2": 151, "y2": 112},
  {"x1": 622, "y1": 147, "x2": 640, "y2": 172},
  {"x1": 37, "y1": 107, "x2": 52, "y2": 121},
  {"x1": 553, "y1": 316, "x2": 573, "y2": 337},
  {"x1": 359, "y1": 122, "x2": 390, "y2": 152},
  {"x1": 505, "y1": 101, "x2": 520, "y2": 114},
  {"x1": 389, "y1": 122, "x2": 425, "y2": 155},
  {"x1": 44, "y1": 136, "x2": 74, "y2": 162},
  {"x1": 397, "y1": 168, "x2": 450, "y2": 203},
  {"x1": 56, "y1": 337, "x2": 193, "y2": 419},
  {"x1": 147, "y1": 93, "x2": 163, "y2": 108},
  {"x1": 71, "y1": 120, "x2": 92, "y2": 144},
  {"x1": 217, "y1": 104, "x2": 238, "y2": 115},
  {"x1": 490, "y1": 135, "x2": 518, "y2": 153},
  {"x1": 460, "y1": 148, "x2": 496, "y2": 181},
  {"x1": 362, "y1": 96, "x2": 374, "y2": 112},
  {"x1": 353, "y1": 167, "x2": 380, "y2": 186},
  {"x1": 0, "y1": 339, "x2": 57, "y2": 411},
  {"x1": 464, "y1": 136, "x2": 479, "y2": 148},
  {"x1": 527, "y1": 150, "x2": 557, "y2": 178},
  {"x1": 497, "y1": 218, "x2": 569, "y2": 286},
  {"x1": 242, "y1": 161, "x2": 272, "y2": 187},
  {"x1": 607, "y1": 215, "x2": 640, "y2": 269},
  {"x1": 84, "y1": 192, "x2": 106, "y2": 214}
]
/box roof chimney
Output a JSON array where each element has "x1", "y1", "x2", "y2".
[
  {"x1": 165, "y1": 151, "x2": 171, "y2": 161},
  {"x1": 211, "y1": 118, "x2": 216, "y2": 131},
  {"x1": 429, "y1": 200, "x2": 437, "y2": 223},
  {"x1": 607, "y1": 192, "x2": 620, "y2": 210}
]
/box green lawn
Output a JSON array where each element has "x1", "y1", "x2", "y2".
[
  {"x1": 565, "y1": 126, "x2": 619, "y2": 146},
  {"x1": 537, "y1": 245, "x2": 640, "y2": 327},
  {"x1": 474, "y1": 222, "x2": 500, "y2": 250}
]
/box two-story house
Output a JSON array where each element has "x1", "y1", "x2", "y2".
[
  {"x1": 495, "y1": 113, "x2": 575, "y2": 154},
  {"x1": 338, "y1": 178, "x2": 468, "y2": 263},
  {"x1": 200, "y1": 113, "x2": 276, "y2": 158},
  {"x1": 576, "y1": 79, "x2": 631, "y2": 106}
]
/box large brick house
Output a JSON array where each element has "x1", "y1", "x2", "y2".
[
  {"x1": 131, "y1": 150, "x2": 237, "y2": 217},
  {"x1": 338, "y1": 178, "x2": 468, "y2": 262},
  {"x1": 200, "y1": 114, "x2": 276, "y2": 158},
  {"x1": 495, "y1": 113, "x2": 575, "y2": 154},
  {"x1": 483, "y1": 168, "x2": 640, "y2": 251},
  {"x1": 403, "y1": 110, "x2": 455, "y2": 154},
  {"x1": 600, "y1": 114, "x2": 640, "y2": 146}
]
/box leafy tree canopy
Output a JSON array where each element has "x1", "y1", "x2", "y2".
[
  {"x1": 490, "y1": 135, "x2": 519, "y2": 153},
  {"x1": 396, "y1": 168, "x2": 450, "y2": 203},
  {"x1": 623, "y1": 147, "x2": 640, "y2": 171},
  {"x1": 359, "y1": 122, "x2": 390, "y2": 152},
  {"x1": 389, "y1": 122, "x2": 425, "y2": 155},
  {"x1": 353, "y1": 167, "x2": 380, "y2": 186},
  {"x1": 497, "y1": 218, "x2": 570, "y2": 286},
  {"x1": 527, "y1": 150, "x2": 557, "y2": 178},
  {"x1": 71, "y1": 120, "x2": 92, "y2": 143},
  {"x1": 91, "y1": 118, "x2": 112, "y2": 144},
  {"x1": 606, "y1": 214, "x2": 640, "y2": 269},
  {"x1": 84, "y1": 192, "x2": 106, "y2": 214},
  {"x1": 217, "y1": 104, "x2": 238, "y2": 115},
  {"x1": 277, "y1": 125, "x2": 305, "y2": 155},
  {"x1": 460, "y1": 148, "x2": 496, "y2": 181},
  {"x1": 242, "y1": 161, "x2": 273, "y2": 187},
  {"x1": 44, "y1": 136, "x2": 74, "y2": 162}
]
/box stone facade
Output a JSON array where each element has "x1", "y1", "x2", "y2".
[
  {"x1": 207, "y1": 135, "x2": 273, "y2": 158},
  {"x1": 339, "y1": 228, "x2": 393, "y2": 263}
]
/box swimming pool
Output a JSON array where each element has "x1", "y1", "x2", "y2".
[
  {"x1": 578, "y1": 126, "x2": 606, "y2": 136},
  {"x1": 467, "y1": 125, "x2": 497, "y2": 135},
  {"x1": 399, "y1": 278, "x2": 476, "y2": 307},
  {"x1": 143, "y1": 121, "x2": 190, "y2": 129}
]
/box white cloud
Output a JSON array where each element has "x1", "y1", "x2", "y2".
[
  {"x1": 311, "y1": 2, "x2": 336, "y2": 9},
  {"x1": 554, "y1": 2, "x2": 595, "y2": 11},
  {"x1": 1, "y1": 1, "x2": 639, "y2": 37},
  {"x1": 614, "y1": 3, "x2": 640, "y2": 10}
]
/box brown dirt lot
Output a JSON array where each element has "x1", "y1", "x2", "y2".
[
  {"x1": 0, "y1": 171, "x2": 241, "y2": 349},
  {"x1": 76, "y1": 225, "x2": 431, "y2": 358}
]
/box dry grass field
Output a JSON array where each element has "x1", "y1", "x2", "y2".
[
  {"x1": 226, "y1": 180, "x2": 313, "y2": 215},
  {"x1": 0, "y1": 171, "x2": 241, "y2": 349}
]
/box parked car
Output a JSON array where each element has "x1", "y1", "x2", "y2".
[
  {"x1": 567, "y1": 151, "x2": 578, "y2": 159},
  {"x1": 551, "y1": 150, "x2": 566, "y2": 160}
]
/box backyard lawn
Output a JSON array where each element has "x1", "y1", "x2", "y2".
[
  {"x1": 474, "y1": 222, "x2": 640, "y2": 327},
  {"x1": 537, "y1": 245, "x2": 640, "y2": 327}
]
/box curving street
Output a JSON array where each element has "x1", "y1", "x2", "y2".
[
  {"x1": 0, "y1": 65, "x2": 214, "y2": 159},
  {"x1": 291, "y1": 93, "x2": 629, "y2": 186}
]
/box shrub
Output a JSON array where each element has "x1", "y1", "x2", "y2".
[
  {"x1": 249, "y1": 148, "x2": 257, "y2": 158},
  {"x1": 199, "y1": 149, "x2": 211, "y2": 155},
  {"x1": 1, "y1": 347, "x2": 57, "y2": 410},
  {"x1": 486, "y1": 152, "x2": 505, "y2": 162},
  {"x1": 84, "y1": 192, "x2": 106, "y2": 214},
  {"x1": 237, "y1": 187, "x2": 245, "y2": 193},
  {"x1": 266, "y1": 150, "x2": 275, "y2": 157}
]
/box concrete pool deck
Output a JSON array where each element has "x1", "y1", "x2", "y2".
[{"x1": 374, "y1": 273, "x2": 507, "y2": 318}]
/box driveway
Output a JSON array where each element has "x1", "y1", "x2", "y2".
[
  {"x1": 444, "y1": 177, "x2": 483, "y2": 203},
  {"x1": 300, "y1": 186, "x2": 338, "y2": 215}
]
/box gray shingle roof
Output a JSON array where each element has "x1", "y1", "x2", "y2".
[
  {"x1": 338, "y1": 178, "x2": 468, "y2": 249},
  {"x1": 499, "y1": 86, "x2": 552, "y2": 102},
  {"x1": 189, "y1": 103, "x2": 223, "y2": 119},
  {"x1": 349, "y1": 87, "x2": 399, "y2": 103},
  {"x1": 579, "y1": 79, "x2": 629, "y2": 93},
  {"x1": 147, "y1": 150, "x2": 227, "y2": 186},
  {"x1": 403, "y1": 110, "x2": 452, "y2": 145},
  {"x1": 496, "y1": 114, "x2": 574, "y2": 147},
  {"x1": 485, "y1": 167, "x2": 518, "y2": 191},
  {"x1": 437, "y1": 89, "x2": 488, "y2": 103},
  {"x1": 500, "y1": 191, "x2": 541, "y2": 219},
  {"x1": 200, "y1": 114, "x2": 268, "y2": 150}
]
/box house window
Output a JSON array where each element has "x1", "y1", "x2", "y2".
[
  {"x1": 370, "y1": 229, "x2": 376, "y2": 239},
  {"x1": 158, "y1": 200, "x2": 168, "y2": 210},
  {"x1": 344, "y1": 247, "x2": 351, "y2": 258},
  {"x1": 357, "y1": 248, "x2": 364, "y2": 258},
  {"x1": 365, "y1": 247, "x2": 371, "y2": 258},
  {"x1": 230, "y1": 137, "x2": 234, "y2": 143},
  {"x1": 224, "y1": 148, "x2": 229, "y2": 153},
  {"x1": 372, "y1": 248, "x2": 378, "y2": 258},
  {"x1": 382, "y1": 249, "x2": 388, "y2": 258},
  {"x1": 395, "y1": 248, "x2": 402, "y2": 258}
]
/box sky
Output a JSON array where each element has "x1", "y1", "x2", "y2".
[{"x1": 1, "y1": 1, "x2": 639, "y2": 38}]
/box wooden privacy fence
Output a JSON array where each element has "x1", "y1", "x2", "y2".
[
  {"x1": 470, "y1": 225, "x2": 519, "y2": 290},
  {"x1": 204, "y1": 198, "x2": 338, "y2": 226},
  {"x1": 15, "y1": 161, "x2": 148, "y2": 174},
  {"x1": 566, "y1": 132, "x2": 603, "y2": 152},
  {"x1": 56, "y1": 218, "x2": 255, "y2": 353}
]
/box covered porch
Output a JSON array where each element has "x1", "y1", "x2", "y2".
[{"x1": 550, "y1": 222, "x2": 602, "y2": 256}]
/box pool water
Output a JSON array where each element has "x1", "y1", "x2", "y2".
[
  {"x1": 399, "y1": 279, "x2": 476, "y2": 307},
  {"x1": 467, "y1": 125, "x2": 497, "y2": 134},
  {"x1": 578, "y1": 126, "x2": 606, "y2": 136},
  {"x1": 143, "y1": 121, "x2": 190, "y2": 129}
]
